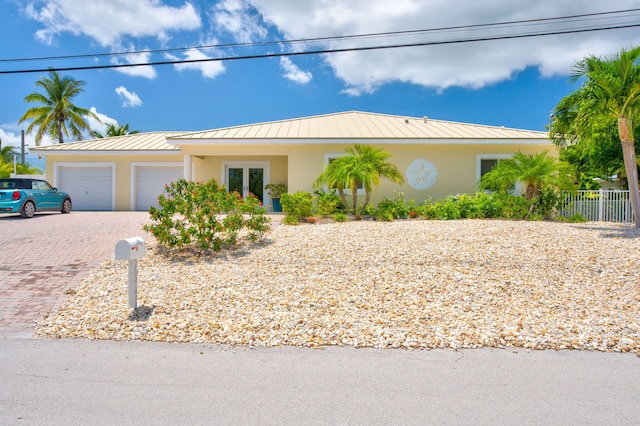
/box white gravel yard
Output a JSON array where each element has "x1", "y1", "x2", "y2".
[{"x1": 36, "y1": 220, "x2": 640, "y2": 352}]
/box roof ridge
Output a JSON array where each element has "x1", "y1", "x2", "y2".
[
  {"x1": 170, "y1": 111, "x2": 396, "y2": 137},
  {"x1": 171, "y1": 111, "x2": 547, "y2": 137}
]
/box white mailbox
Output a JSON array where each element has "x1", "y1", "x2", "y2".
[
  {"x1": 115, "y1": 237, "x2": 145, "y2": 260},
  {"x1": 115, "y1": 236, "x2": 145, "y2": 310}
]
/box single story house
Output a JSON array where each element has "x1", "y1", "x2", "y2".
[{"x1": 30, "y1": 111, "x2": 552, "y2": 211}]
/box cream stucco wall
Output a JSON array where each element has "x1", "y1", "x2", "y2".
[
  {"x1": 41, "y1": 141, "x2": 555, "y2": 211},
  {"x1": 280, "y1": 142, "x2": 556, "y2": 205},
  {"x1": 185, "y1": 142, "x2": 554, "y2": 205}
]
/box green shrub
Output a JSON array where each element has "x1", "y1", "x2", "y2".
[
  {"x1": 375, "y1": 191, "x2": 412, "y2": 220},
  {"x1": 474, "y1": 192, "x2": 503, "y2": 218},
  {"x1": 448, "y1": 193, "x2": 483, "y2": 219},
  {"x1": 417, "y1": 202, "x2": 437, "y2": 220},
  {"x1": 489, "y1": 193, "x2": 529, "y2": 219},
  {"x1": 315, "y1": 189, "x2": 343, "y2": 217},
  {"x1": 143, "y1": 178, "x2": 270, "y2": 251},
  {"x1": 433, "y1": 198, "x2": 461, "y2": 220},
  {"x1": 283, "y1": 215, "x2": 299, "y2": 225},
  {"x1": 281, "y1": 191, "x2": 314, "y2": 222},
  {"x1": 332, "y1": 212, "x2": 348, "y2": 222},
  {"x1": 557, "y1": 213, "x2": 588, "y2": 223},
  {"x1": 374, "y1": 207, "x2": 395, "y2": 221},
  {"x1": 530, "y1": 186, "x2": 562, "y2": 219},
  {"x1": 360, "y1": 203, "x2": 376, "y2": 217}
]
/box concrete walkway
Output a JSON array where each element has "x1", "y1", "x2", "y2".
[{"x1": 0, "y1": 212, "x2": 152, "y2": 338}]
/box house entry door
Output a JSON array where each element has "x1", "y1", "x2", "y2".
[{"x1": 224, "y1": 162, "x2": 267, "y2": 203}]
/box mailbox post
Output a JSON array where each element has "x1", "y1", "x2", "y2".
[{"x1": 115, "y1": 237, "x2": 145, "y2": 310}]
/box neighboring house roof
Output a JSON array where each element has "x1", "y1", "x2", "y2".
[
  {"x1": 30, "y1": 131, "x2": 183, "y2": 154},
  {"x1": 169, "y1": 111, "x2": 548, "y2": 143},
  {"x1": 30, "y1": 111, "x2": 549, "y2": 154}
]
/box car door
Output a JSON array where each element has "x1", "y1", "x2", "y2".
[{"x1": 31, "y1": 180, "x2": 59, "y2": 210}]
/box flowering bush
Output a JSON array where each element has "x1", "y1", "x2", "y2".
[{"x1": 143, "y1": 178, "x2": 270, "y2": 251}]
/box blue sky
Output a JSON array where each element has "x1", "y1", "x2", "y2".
[{"x1": 1, "y1": 0, "x2": 640, "y2": 163}]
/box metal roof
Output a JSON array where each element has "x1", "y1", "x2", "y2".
[
  {"x1": 30, "y1": 112, "x2": 549, "y2": 154},
  {"x1": 30, "y1": 132, "x2": 182, "y2": 152},
  {"x1": 170, "y1": 111, "x2": 548, "y2": 142}
]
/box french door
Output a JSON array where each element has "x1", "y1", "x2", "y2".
[{"x1": 223, "y1": 161, "x2": 268, "y2": 203}]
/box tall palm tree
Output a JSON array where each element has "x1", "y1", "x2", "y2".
[
  {"x1": 18, "y1": 70, "x2": 100, "y2": 145},
  {"x1": 314, "y1": 144, "x2": 404, "y2": 216},
  {"x1": 91, "y1": 123, "x2": 140, "y2": 138},
  {"x1": 551, "y1": 46, "x2": 640, "y2": 227},
  {"x1": 479, "y1": 151, "x2": 574, "y2": 201}
]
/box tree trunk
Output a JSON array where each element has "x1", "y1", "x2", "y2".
[
  {"x1": 337, "y1": 188, "x2": 348, "y2": 213},
  {"x1": 351, "y1": 184, "x2": 358, "y2": 217},
  {"x1": 57, "y1": 121, "x2": 64, "y2": 144},
  {"x1": 618, "y1": 117, "x2": 640, "y2": 228},
  {"x1": 359, "y1": 190, "x2": 371, "y2": 216}
]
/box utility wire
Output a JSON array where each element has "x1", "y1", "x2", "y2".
[
  {"x1": 1, "y1": 16, "x2": 639, "y2": 74},
  {"x1": 1, "y1": 8, "x2": 638, "y2": 64}
]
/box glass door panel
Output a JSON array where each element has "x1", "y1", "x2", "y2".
[
  {"x1": 248, "y1": 168, "x2": 264, "y2": 203},
  {"x1": 224, "y1": 163, "x2": 266, "y2": 202},
  {"x1": 227, "y1": 167, "x2": 244, "y2": 195}
]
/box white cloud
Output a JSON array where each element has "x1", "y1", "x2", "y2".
[
  {"x1": 248, "y1": 0, "x2": 640, "y2": 94},
  {"x1": 84, "y1": 107, "x2": 119, "y2": 137},
  {"x1": 111, "y1": 50, "x2": 157, "y2": 79},
  {"x1": 1, "y1": 123, "x2": 54, "y2": 148},
  {"x1": 212, "y1": 0, "x2": 267, "y2": 43},
  {"x1": 280, "y1": 57, "x2": 312, "y2": 84},
  {"x1": 171, "y1": 49, "x2": 226, "y2": 79},
  {"x1": 25, "y1": 0, "x2": 201, "y2": 47},
  {"x1": 115, "y1": 87, "x2": 143, "y2": 108}
]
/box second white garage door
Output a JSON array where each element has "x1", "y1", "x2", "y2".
[
  {"x1": 134, "y1": 165, "x2": 184, "y2": 211},
  {"x1": 57, "y1": 165, "x2": 114, "y2": 211}
]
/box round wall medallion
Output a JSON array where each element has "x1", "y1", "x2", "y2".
[{"x1": 406, "y1": 159, "x2": 437, "y2": 190}]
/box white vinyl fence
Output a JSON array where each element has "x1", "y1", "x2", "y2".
[{"x1": 559, "y1": 190, "x2": 637, "y2": 223}]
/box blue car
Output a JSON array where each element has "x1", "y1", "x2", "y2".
[{"x1": 0, "y1": 178, "x2": 72, "y2": 218}]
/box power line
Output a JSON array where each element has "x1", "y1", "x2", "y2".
[
  {"x1": 1, "y1": 17, "x2": 639, "y2": 74},
  {"x1": 1, "y1": 8, "x2": 638, "y2": 64}
]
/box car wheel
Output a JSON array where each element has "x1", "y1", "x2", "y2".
[
  {"x1": 20, "y1": 201, "x2": 35, "y2": 218},
  {"x1": 61, "y1": 198, "x2": 72, "y2": 214}
]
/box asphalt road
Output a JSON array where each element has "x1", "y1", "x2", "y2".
[{"x1": 1, "y1": 338, "x2": 638, "y2": 425}]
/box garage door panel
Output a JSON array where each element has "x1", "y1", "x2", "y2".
[
  {"x1": 135, "y1": 166, "x2": 183, "y2": 211},
  {"x1": 58, "y1": 167, "x2": 113, "y2": 211}
]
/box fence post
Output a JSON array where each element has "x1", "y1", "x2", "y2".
[{"x1": 598, "y1": 189, "x2": 604, "y2": 222}]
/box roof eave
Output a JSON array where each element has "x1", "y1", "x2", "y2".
[{"x1": 29, "y1": 149, "x2": 181, "y2": 155}]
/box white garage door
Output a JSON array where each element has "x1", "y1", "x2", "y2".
[
  {"x1": 58, "y1": 166, "x2": 113, "y2": 211},
  {"x1": 134, "y1": 166, "x2": 183, "y2": 211}
]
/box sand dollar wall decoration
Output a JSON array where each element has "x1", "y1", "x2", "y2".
[{"x1": 406, "y1": 158, "x2": 437, "y2": 190}]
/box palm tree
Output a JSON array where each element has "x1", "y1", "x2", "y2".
[
  {"x1": 479, "y1": 151, "x2": 574, "y2": 201},
  {"x1": 551, "y1": 46, "x2": 640, "y2": 227},
  {"x1": 1, "y1": 144, "x2": 18, "y2": 164},
  {"x1": 314, "y1": 144, "x2": 404, "y2": 216},
  {"x1": 18, "y1": 70, "x2": 100, "y2": 145},
  {"x1": 91, "y1": 123, "x2": 140, "y2": 138}
]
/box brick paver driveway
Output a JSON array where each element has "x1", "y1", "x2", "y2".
[{"x1": 0, "y1": 211, "x2": 152, "y2": 338}]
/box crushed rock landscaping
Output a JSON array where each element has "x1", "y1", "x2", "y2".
[{"x1": 36, "y1": 220, "x2": 640, "y2": 352}]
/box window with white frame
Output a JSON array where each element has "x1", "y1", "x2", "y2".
[
  {"x1": 476, "y1": 154, "x2": 520, "y2": 194},
  {"x1": 324, "y1": 153, "x2": 365, "y2": 195}
]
